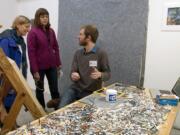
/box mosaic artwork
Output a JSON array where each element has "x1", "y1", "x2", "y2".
[{"x1": 7, "y1": 83, "x2": 171, "y2": 135}]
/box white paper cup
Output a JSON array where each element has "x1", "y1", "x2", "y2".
[{"x1": 106, "y1": 89, "x2": 117, "y2": 103}]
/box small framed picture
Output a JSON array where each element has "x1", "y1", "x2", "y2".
[{"x1": 162, "y1": 3, "x2": 180, "y2": 31}]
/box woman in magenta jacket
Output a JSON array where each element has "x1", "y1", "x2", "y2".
[{"x1": 27, "y1": 8, "x2": 61, "y2": 110}]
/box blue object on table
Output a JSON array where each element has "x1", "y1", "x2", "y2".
[{"x1": 156, "y1": 95, "x2": 179, "y2": 106}]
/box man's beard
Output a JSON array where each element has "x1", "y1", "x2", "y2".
[{"x1": 79, "y1": 40, "x2": 87, "y2": 46}]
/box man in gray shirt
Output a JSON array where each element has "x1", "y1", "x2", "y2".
[{"x1": 59, "y1": 25, "x2": 111, "y2": 108}]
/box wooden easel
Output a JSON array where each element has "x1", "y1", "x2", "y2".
[{"x1": 0, "y1": 49, "x2": 46, "y2": 134}]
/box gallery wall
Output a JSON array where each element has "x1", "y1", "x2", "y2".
[
  {"x1": 144, "y1": 0, "x2": 180, "y2": 90},
  {"x1": 0, "y1": 0, "x2": 17, "y2": 32},
  {"x1": 58, "y1": 0, "x2": 148, "y2": 92},
  {"x1": 1, "y1": 0, "x2": 180, "y2": 92},
  {"x1": 16, "y1": 0, "x2": 59, "y2": 34}
]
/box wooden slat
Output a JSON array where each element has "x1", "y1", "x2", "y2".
[
  {"x1": 0, "y1": 77, "x2": 10, "y2": 126},
  {"x1": 1, "y1": 93, "x2": 25, "y2": 135},
  {"x1": 0, "y1": 49, "x2": 46, "y2": 117},
  {"x1": 0, "y1": 49, "x2": 46, "y2": 134},
  {"x1": 0, "y1": 102, "x2": 7, "y2": 126},
  {"x1": 158, "y1": 104, "x2": 180, "y2": 135},
  {"x1": 0, "y1": 77, "x2": 11, "y2": 100},
  {"x1": 0, "y1": 70, "x2": 3, "y2": 76}
]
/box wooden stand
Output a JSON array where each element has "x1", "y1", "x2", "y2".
[{"x1": 0, "y1": 49, "x2": 46, "y2": 134}]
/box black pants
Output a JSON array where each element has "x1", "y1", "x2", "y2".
[{"x1": 35, "y1": 68, "x2": 60, "y2": 108}]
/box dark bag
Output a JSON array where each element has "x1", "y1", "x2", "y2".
[{"x1": 172, "y1": 77, "x2": 180, "y2": 98}]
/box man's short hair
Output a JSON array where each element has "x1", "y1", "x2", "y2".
[{"x1": 81, "y1": 25, "x2": 99, "y2": 43}]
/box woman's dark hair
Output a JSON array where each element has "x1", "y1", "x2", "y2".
[{"x1": 34, "y1": 8, "x2": 50, "y2": 29}]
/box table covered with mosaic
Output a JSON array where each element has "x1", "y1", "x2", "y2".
[{"x1": 7, "y1": 83, "x2": 180, "y2": 135}]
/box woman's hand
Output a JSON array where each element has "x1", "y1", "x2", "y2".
[{"x1": 33, "y1": 72, "x2": 40, "y2": 81}]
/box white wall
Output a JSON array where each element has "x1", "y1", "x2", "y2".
[
  {"x1": 144, "y1": 0, "x2": 180, "y2": 90},
  {"x1": 0, "y1": 0, "x2": 17, "y2": 32},
  {"x1": 16, "y1": 0, "x2": 59, "y2": 34},
  {"x1": 1, "y1": 0, "x2": 180, "y2": 92}
]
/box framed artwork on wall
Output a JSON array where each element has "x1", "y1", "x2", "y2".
[{"x1": 162, "y1": 2, "x2": 180, "y2": 31}]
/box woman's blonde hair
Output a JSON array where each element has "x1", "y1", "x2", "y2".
[{"x1": 12, "y1": 15, "x2": 30, "y2": 29}]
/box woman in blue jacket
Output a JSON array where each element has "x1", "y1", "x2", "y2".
[{"x1": 0, "y1": 15, "x2": 30, "y2": 113}]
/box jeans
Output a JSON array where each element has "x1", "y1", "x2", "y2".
[
  {"x1": 35, "y1": 67, "x2": 60, "y2": 108},
  {"x1": 59, "y1": 87, "x2": 92, "y2": 108}
]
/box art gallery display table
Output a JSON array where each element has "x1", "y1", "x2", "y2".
[{"x1": 6, "y1": 83, "x2": 180, "y2": 135}]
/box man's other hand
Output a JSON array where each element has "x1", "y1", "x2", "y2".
[{"x1": 71, "y1": 72, "x2": 80, "y2": 81}]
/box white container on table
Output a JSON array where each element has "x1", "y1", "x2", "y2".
[{"x1": 105, "y1": 89, "x2": 117, "y2": 103}]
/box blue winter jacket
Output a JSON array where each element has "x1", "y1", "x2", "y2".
[
  {"x1": 0, "y1": 37, "x2": 21, "y2": 67},
  {"x1": 0, "y1": 29, "x2": 27, "y2": 109}
]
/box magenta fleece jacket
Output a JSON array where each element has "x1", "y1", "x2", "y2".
[{"x1": 27, "y1": 27, "x2": 61, "y2": 73}]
